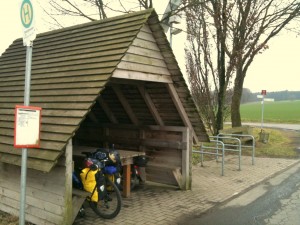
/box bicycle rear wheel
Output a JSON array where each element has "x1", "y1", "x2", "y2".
[{"x1": 89, "y1": 177, "x2": 122, "y2": 219}]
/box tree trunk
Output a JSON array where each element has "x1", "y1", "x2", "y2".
[
  {"x1": 214, "y1": 0, "x2": 228, "y2": 134},
  {"x1": 231, "y1": 70, "x2": 245, "y2": 127},
  {"x1": 216, "y1": 89, "x2": 225, "y2": 134}
]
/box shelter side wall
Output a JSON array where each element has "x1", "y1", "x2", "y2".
[
  {"x1": 0, "y1": 162, "x2": 67, "y2": 225},
  {"x1": 142, "y1": 126, "x2": 190, "y2": 188}
]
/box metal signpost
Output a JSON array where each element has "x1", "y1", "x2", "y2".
[
  {"x1": 257, "y1": 90, "x2": 274, "y2": 131},
  {"x1": 257, "y1": 90, "x2": 274, "y2": 143},
  {"x1": 19, "y1": 0, "x2": 36, "y2": 224}
]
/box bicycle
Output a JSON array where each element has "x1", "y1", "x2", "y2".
[
  {"x1": 119, "y1": 155, "x2": 149, "y2": 191},
  {"x1": 73, "y1": 148, "x2": 122, "y2": 219}
]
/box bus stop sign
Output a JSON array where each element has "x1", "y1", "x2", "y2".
[{"x1": 20, "y1": 0, "x2": 36, "y2": 46}]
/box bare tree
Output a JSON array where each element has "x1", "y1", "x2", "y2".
[
  {"x1": 45, "y1": 0, "x2": 153, "y2": 28},
  {"x1": 138, "y1": 0, "x2": 153, "y2": 9},
  {"x1": 229, "y1": 0, "x2": 300, "y2": 127},
  {"x1": 185, "y1": 0, "x2": 300, "y2": 133},
  {"x1": 185, "y1": 1, "x2": 235, "y2": 134},
  {"x1": 48, "y1": 0, "x2": 106, "y2": 22}
]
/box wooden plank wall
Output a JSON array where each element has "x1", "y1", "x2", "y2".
[
  {"x1": 143, "y1": 126, "x2": 189, "y2": 188},
  {"x1": 73, "y1": 124, "x2": 190, "y2": 188},
  {"x1": 0, "y1": 161, "x2": 68, "y2": 225},
  {"x1": 114, "y1": 24, "x2": 172, "y2": 83}
]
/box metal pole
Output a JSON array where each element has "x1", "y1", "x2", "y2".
[
  {"x1": 238, "y1": 139, "x2": 241, "y2": 171},
  {"x1": 261, "y1": 95, "x2": 265, "y2": 131},
  {"x1": 170, "y1": 24, "x2": 173, "y2": 48},
  {"x1": 19, "y1": 42, "x2": 33, "y2": 225},
  {"x1": 200, "y1": 144, "x2": 203, "y2": 167},
  {"x1": 220, "y1": 141, "x2": 225, "y2": 176},
  {"x1": 252, "y1": 138, "x2": 255, "y2": 165}
]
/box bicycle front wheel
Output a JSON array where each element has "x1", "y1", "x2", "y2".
[{"x1": 89, "y1": 177, "x2": 122, "y2": 219}]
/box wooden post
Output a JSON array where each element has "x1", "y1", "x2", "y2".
[
  {"x1": 64, "y1": 139, "x2": 73, "y2": 225},
  {"x1": 139, "y1": 129, "x2": 146, "y2": 184},
  {"x1": 122, "y1": 164, "x2": 131, "y2": 198},
  {"x1": 182, "y1": 127, "x2": 192, "y2": 190}
]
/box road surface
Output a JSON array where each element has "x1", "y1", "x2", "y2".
[{"x1": 178, "y1": 153, "x2": 300, "y2": 225}]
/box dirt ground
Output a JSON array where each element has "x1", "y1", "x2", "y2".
[{"x1": 0, "y1": 211, "x2": 24, "y2": 225}]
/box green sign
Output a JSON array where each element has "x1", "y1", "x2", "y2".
[{"x1": 20, "y1": 0, "x2": 34, "y2": 29}]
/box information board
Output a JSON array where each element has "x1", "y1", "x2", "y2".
[{"x1": 14, "y1": 105, "x2": 41, "y2": 148}]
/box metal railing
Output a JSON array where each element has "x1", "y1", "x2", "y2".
[
  {"x1": 193, "y1": 140, "x2": 225, "y2": 176},
  {"x1": 210, "y1": 136, "x2": 241, "y2": 171},
  {"x1": 193, "y1": 134, "x2": 255, "y2": 176},
  {"x1": 217, "y1": 133, "x2": 255, "y2": 165}
]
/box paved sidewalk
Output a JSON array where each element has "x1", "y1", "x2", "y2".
[{"x1": 73, "y1": 156, "x2": 300, "y2": 225}]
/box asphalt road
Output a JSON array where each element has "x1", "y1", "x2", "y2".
[
  {"x1": 242, "y1": 122, "x2": 300, "y2": 131},
  {"x1": 179, "y1": 158, "x2": 300, "y2": 225}
]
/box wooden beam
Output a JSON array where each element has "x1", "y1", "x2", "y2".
[
  {"x1": 166, "y1": 83, "x2": 199, "y2": 144},
  {"x1": 146, "y1": 125, "x2": 187, "y2": 132},
  {"x1": 97, "y1": 96, "x2": 118, "y2": 124},
  {"x1": 64, "y1": 139, "x2": 73, "y2": 225},
  {"x1": 109, "y1": 78, "x2": 145, "y2": 86},
  {"x1": 87, "y1": 111, "x2": 100, "y2": 124},
  {"x1": 112, "y1": 69, "x2": 172, "y2": 83},
  {"x1": 112, "y1": 85, "x2": 139, "y2": 125},
  {"x1": 100, "y1": 123, "x2": 187, "y2": 132},
  {"x1": 137, "y1": 86, "x2": 164, "y2": 126},
  {"x1": 141, "y1": 139, "x2": 186, "y2": 149},
  {"x1": 182, "y1": 127, "x2": 192, "y2": 190}
]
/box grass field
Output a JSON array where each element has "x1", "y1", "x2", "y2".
[{"x1": 240, "y1": 100, "x2": 300, "y2": 123}]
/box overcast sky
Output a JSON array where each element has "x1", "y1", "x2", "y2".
[{"x1": 1, "y1": 1, "x2": 299, "y2": 93}]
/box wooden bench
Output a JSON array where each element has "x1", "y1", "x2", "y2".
[
  {"x1": 72, "y1": 188, "x2": 90, "y2": 223},
  {"x1": 218, "y1": 125, "x2": 253, "y2": 145}
]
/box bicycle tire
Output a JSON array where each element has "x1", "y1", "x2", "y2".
[{"x1": 89, "y1": 177, "x2": 122, "y2": 219}]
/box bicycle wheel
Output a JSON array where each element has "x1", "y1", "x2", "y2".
[{"x1": 89, "y1": 177, "x2": 122, "y2": 219}]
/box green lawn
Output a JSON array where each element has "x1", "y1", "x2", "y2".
[{"x1": 240, "y1": 100, "x2": 300, "y2": 123}]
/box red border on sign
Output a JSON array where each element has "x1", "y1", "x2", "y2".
[
  {"x1": 14, "y1": 105, "x2": 42, "y2": 148},
  {"x1": 261, "y1": 90, "x2": 267, "y2": 95}
]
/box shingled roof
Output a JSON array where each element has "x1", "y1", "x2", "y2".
[{"x1": 0, "y1": 9, "x2": 208, "y2": 172}]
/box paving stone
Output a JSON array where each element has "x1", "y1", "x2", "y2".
[{"x1": 73, "y1": 156, "x2": 299, "y2": 225}]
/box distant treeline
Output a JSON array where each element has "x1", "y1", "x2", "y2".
[{"x1": 241, "y1": 89, "x2": 300, "y2": 103}]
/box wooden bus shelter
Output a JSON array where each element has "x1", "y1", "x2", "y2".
[{"x1": 0, "y1": 9, "x2": 208, "y2": 225}]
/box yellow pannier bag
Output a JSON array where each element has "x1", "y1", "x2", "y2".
[{"x1": 80, "y1": 168, "x2": 98, "y2": 202}]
